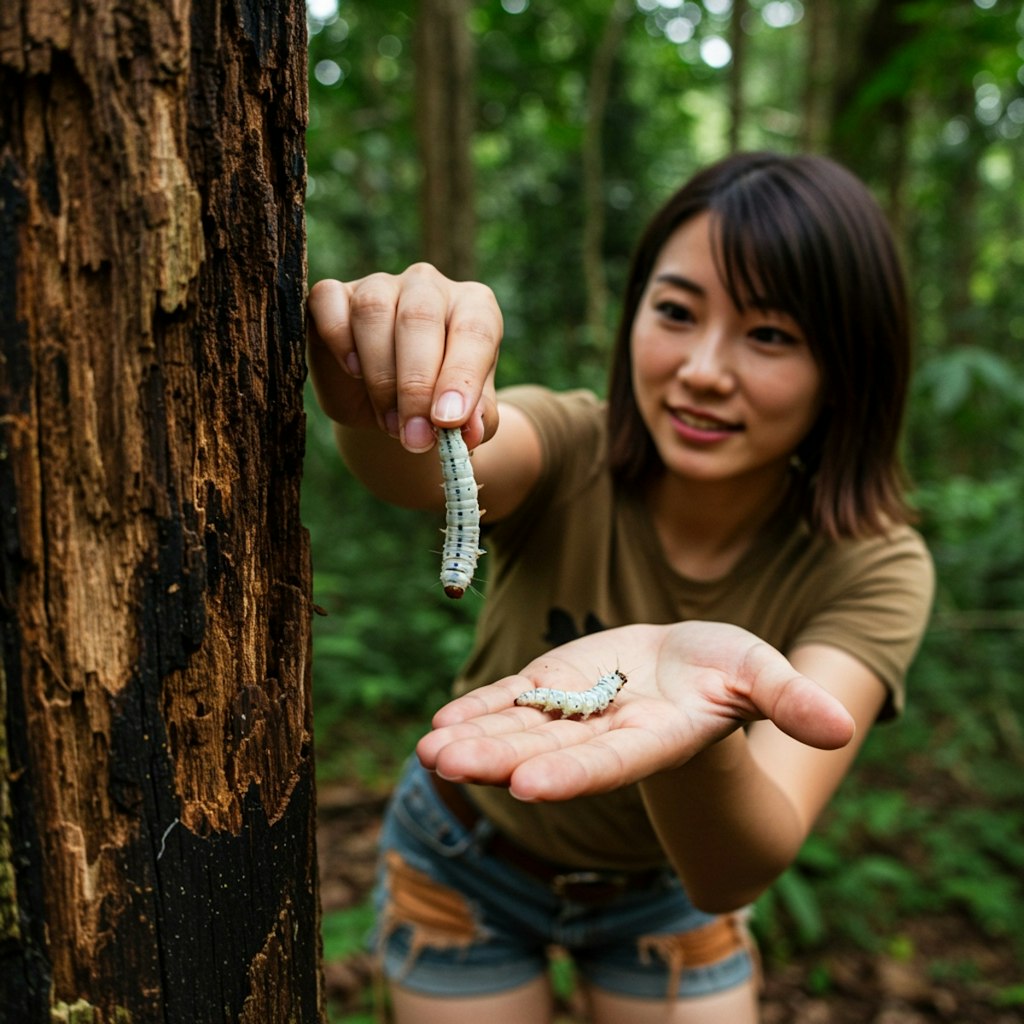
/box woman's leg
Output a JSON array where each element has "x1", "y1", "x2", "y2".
[
  {"x1": 587, "y1": 976, "x2": 759, "y2": 1024},
  {"x1": 568, "y1": 883, "x2": 760, "y2": 1023},
  {"x1": 390, "y1": 975, "x2": 553, "y2": 1024},
  {"x1": 374, "y1": 761, "x2": 559, "y2": 1019}
]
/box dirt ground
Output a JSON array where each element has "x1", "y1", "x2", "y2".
[{"x1": 316, "y1": 782, "x2": 1022, "y2": 1024}]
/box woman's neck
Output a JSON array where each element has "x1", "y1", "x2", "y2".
[{"x1": 645, "y1": 466, "x2": 795, "y2": 581}]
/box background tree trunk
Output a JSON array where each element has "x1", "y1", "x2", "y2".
[
  {"x1": 799, "y1": 0, "x2": 836, "y2": 153},
  {"x1": 0, "y1": 2, "x2": 321, "y2": 1022},
  {"x1": 581, "y1": 0, "x2": 633, "y2": 353},
  {"x1": 415, "y1": 0, "x2": 476, "y2": 279},
  {"x1": 828, "y1": 0, "x2": 917, "y2": 226},
  {"x1": 727, "y1": 0, "x2": 749, "y2": 151}
]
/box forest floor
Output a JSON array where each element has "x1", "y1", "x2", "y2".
[{"x1": 315, "y1": 780, "x2": 1022, "y2": 1024}]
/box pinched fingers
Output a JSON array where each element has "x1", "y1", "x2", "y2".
[
  {"x1": 307, "y1": 273, "x2": 405, "y2": 432},
  {"x1": 307, "y1": 266, "x2": 502, "y2": 450},
  {"x1": 345, "y1": 271, "x2": 409, "y2": 437},
  {"x1": 390, "y1": 268, "x2": 451, "y2": 449},
  {"x1": 356, "y1": 264, "x2": 503, "y2": 448},
  {"x1": 429, "y1": 280, "x2": 503, "y2": 447},
  {"x1": 308, "y1": 268, "x2": 435, "y2": 438},
  {"x1": 307, "y1": 278, "x2": 373, "y2": 426}
]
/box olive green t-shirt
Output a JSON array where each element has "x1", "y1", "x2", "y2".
[{"x1": 453, "y1": 385, "x2": 935, "y2": 870}]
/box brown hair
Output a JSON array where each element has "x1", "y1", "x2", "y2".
[{"x1": 607, "y1": 151, "x2": 914, "y2": 539}]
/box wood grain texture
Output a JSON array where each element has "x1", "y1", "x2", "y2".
[{"x1": 0, "y1": 1, "x2": 321, "y2": 1020}]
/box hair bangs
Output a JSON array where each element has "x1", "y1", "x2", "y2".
[{"x1": 710, "y1": 181, "x2": 813, "y2": 338}]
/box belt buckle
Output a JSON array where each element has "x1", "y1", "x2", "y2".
[{"x1": 551, "y1": 870, "x2": 626, "y2": 901}]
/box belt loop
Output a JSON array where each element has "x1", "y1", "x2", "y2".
[{"x1": 471, "y1": 810, "x2": 496, "y2": 848}]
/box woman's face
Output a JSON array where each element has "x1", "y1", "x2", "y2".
[{"x1": 630, "y1": 212, "x2": 823, "y2": 490}]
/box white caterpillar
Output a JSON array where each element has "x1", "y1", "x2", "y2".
[
  {"x1": 438, "y1": 427, "x2": 484, "y2": 599},
  {"x1": 514, "y1": 670, "x2": 627, "y2": 719}
]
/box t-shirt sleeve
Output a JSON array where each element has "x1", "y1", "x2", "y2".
[
  {"x1": 788, "y1": 528, "x2": 935, "y2": 719},
  {"x1": 491, "y1": 385, "x2": 606, "y2": 532}
]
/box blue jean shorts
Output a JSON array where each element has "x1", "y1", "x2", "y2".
[{"x1": 371, "y1": 757, "x2": 755, "y2": 1000}]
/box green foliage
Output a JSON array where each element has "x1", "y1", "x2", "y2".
[
  {"x1": 322, "y1": 901, "x2": 376, "y2": 963},
  {"x1": 995, "y1": 984, "x2": 1024, "y2": 1008},
  {"x1": 303, "y1": 394, "x2": 480, "y2": 782},
  {"x1": 754, "y1": 621, "x2": 1024, "y2": 962},
  {"x1": 304, "y1": 0, "x2": 1024, "y2": 991}
]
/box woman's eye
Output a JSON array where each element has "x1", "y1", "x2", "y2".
[
  {"x1": 656, "y1": 301, "x2": 693, "y2": 323},
  {"x1": 750, "y1": 325, "x2": 797, "y2": 345}
]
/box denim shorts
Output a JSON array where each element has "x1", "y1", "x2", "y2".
[{"x1": 371, "y1": 757, "x2": 755, "y2": 1000}]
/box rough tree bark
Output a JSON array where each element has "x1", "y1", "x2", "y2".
[
  {"x1": 0, "y1": 2, "x2": 321, "y2": 1022},
  {"x1": 414, "y1": 0, "x2": 476, "y2": 280}
]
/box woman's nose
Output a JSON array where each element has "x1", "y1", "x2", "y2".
[{"x1": 677, "y1": 331, "x2": 734, "y2": 392}]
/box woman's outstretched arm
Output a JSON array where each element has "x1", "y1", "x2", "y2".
[{"x1": 417, "y1": 621, "x2": 883, "y2": 911}]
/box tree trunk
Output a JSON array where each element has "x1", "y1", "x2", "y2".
[
  {"x1": 415, "y1": 0, "x2": 476, "y2": 279},
  {"x1": 0, "y1": 2, "x2": 321, "y2": 1022},
  {"x1": 828, "y1": 0, "x2": 917, "y2": 224},
  {"x1": 581, "y1": 0, "x2": 633, "y2": 353},
  {"x1": 799, "y1": 0, "x2": 836, "y2": 153},
  {"x1": 727, "y1": 0, "x2": 749, "y2": 151}
]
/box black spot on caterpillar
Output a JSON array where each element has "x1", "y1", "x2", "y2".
[
  {"x1": 514, "y1": 670, "x2": 627, "y2": 719},
  {"x1": 438, "y1": 427, "x2": 484, "y2": 599}
]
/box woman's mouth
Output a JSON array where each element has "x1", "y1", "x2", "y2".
[{"x1": 669, "y1": 407, "x2": 742, "y2": 441}]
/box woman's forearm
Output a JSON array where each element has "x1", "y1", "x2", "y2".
[{"x1": 638, "y1": 729, "x2": 806, "y2": 913}]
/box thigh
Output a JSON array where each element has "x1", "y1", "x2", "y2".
[
  {"x1": 390, "y1": 976, "x2": 553, "y2": 1024},
  {"x1": 587, "y1": 977, "x2": 759, "y2": 1024}
]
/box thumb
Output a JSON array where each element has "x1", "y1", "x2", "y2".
[{"x1": 762, "y1": 672, "x2": 856, "y2": 750}]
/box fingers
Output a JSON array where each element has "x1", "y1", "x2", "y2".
[
  {"x1": 432, "y1": 280, "x2": 503, "y2": 443},
  {"x1": 393, "y1": 276, "x2": 448, "y2": 448},
  {"x1": 417, "y1": 672, "x2": 624, "y2": 782},
  {"x1": 420, "y1": 711, "x2": 683, "y2": 801},
  {"x1": 306, "y1": 265, "x2": 503, "y2": 450},
  {"x1": 507, "y1": 725, "x2": 681, "y2": 801},
  {"x1": 307, "y1": 278, "x2": 374, "y2": 426},
  {"x1": 421, "y1": 717, "x2": 593, "y2": 783},
  {"x1": 416, "y1": 622, "x2": 858, "y2": 809},
  {"x1": 429, "y1": 678, "x2": 533, "y2": 729},
  {"x1": 417, "y1": 682, "x2": 599, "y2": 774}
]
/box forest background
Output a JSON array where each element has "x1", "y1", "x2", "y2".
[{"x1": 301, "y1": 0, "x2": 1024, "y2": 1019}]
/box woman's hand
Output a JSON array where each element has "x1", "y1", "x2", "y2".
[
  {"x1": 416, "y1": 622, "x2": 856, "y2": 802},
  {"x1": 307, "y1": 264, "x2": 504, "y2": 452}
]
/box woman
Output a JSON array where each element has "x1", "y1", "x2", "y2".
[{"x1": 307, "y1": 151, "x2": 934, "y2": 1023}]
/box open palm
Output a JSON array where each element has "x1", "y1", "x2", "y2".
[{"x1": 416, "y1": 621, "x2": 855, "y2": 802}]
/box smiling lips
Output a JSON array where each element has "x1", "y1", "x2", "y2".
[{"x1": 670, "y1": 406, "x2": 743, "y2": 439}]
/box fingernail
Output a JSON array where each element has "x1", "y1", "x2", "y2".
[
  {"x1": 345, "y1": 352, "x2": 362, "y2": 377},
  {"x1": 402, "y1": 416, "x2": 435, "y2": 452},
  {"x1": 384, "y1": 409, "x2": 400, "y2": 438},
  {"x1": 434, "y1": 391, "x2": 465, "y2": 422}
]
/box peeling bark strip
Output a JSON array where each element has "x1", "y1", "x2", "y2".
[{"x1": 0, "y1": 2, "x2": 321, "y2": 1022}]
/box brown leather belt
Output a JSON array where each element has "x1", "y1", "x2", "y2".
[{"x1": 430, "y1": 772, "x2": 664, "y2": 904}]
